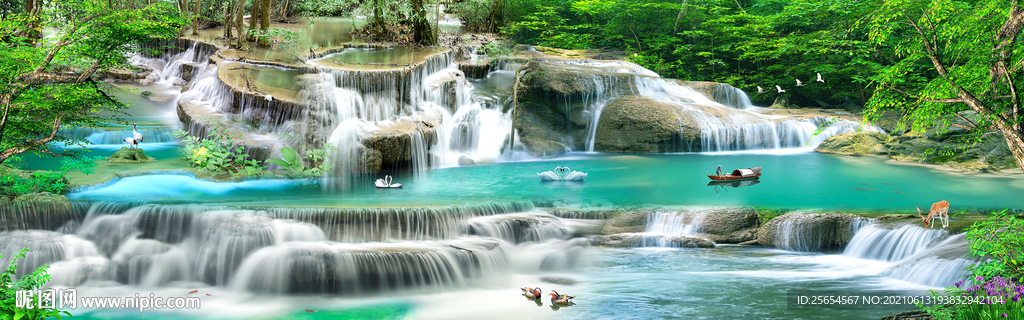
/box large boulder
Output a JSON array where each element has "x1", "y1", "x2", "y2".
[
  {"x1": 814, "y1": 132, "x2": 891, "y2": 156},
  {"x1": 756, "y1": 212, "x2": 861, "y2": 251},
  {"x1": 593, "y1": 96, "x2": 695, "y2": 153},
  {"x1": 512, "y1": 61, "x2": 639, "y2": 156},
  {"x1": 600, "y1": 211, "x2": 648, "y2": 234},
  {"x1": 887, "y1": 131, "x2": 1016, "y2": 171},
  {"x1": 690, "y1": 207, "x2": 759, "y2": 244}
]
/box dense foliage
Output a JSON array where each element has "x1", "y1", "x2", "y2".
[
  {"x1": 0, "y1": 156, "x2": 100, "y2": 196},
  {"x1": 0, "y1": 0, "x2": 184, "y2": 165},
  {"x1": 451, "y1": 0, "x2": 1024, "y2": 172},
  {"x1": 0, "y1": 248, "x2": 72, "y2": 320}
]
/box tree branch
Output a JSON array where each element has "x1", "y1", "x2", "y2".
[
  {"x1": 951, "y1": 111, "x2": 980, "y2": 130},
  {"x1": 880, "y1": 83, "x2": 963, "y2": 103},
  {"x1": 32, "y1": 14, "x2": 101, "y2": 75}
]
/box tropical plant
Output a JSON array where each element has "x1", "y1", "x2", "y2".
[
  {"x1": 0, "y1": 248, "x2": 73, "y2": 320},
  {"x1": 173, "y1": 124, "x2": 265, "y2": 177},
  {"x1": 266, "y1": 143, "x2": 336, "y2": 179}
]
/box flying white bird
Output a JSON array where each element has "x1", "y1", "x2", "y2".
[
  {"x1": 776, "y1": 85, "x2": 785, "y2": 93},
  {"x1": 816, "y1": 73, "x2": 825, "y2": 83},
  {"x1": 757, "y1": 86, "x2": 766, "y2": 93},
  {"x1": 796, "y1": 79, "x2": 805, "y2": 86},
  {"x1": 132, "y1": 123, "x2": 143, "y2": 144}
]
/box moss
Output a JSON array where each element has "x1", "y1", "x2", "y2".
[{"x1": 754, "y1": 207, "x2": 791, "y2": 227}]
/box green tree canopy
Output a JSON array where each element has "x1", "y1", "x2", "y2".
[
  {"x1": 865, "y1": 0, "x2": 1024, "y2": 173},
  {"x1": 0, "y1": 0, "x2": 185, "y2": 164}
]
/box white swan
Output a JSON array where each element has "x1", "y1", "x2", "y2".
[
  {"x1": 537, "y1": 171, "x2": 561, "y2": 181},
  {"x1": 375, "y1": 175, "x2": 403, "y2": 188},
  {"x1": 563, "y1": 171, "x2": 587, "y2": 181},
  {"x1": 537, "y1": 166, "x2": 586, "y2": 181}
]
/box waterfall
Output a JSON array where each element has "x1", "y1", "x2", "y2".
[
  {"x1": 644, "y1": 210, "x2": 707, "y2": 236},
  {"x1": 885, "y1": 234, "x2": 975, "y2": 287},
  {"x1": 59, "y1": 127, "x2": 177, "y2": 145},
  {"x1": 229, "y1": 238, "x2": 510, "y2": 294},
  {"x1": 843, "y1": 224, "x2": 948, "y2": 262},
  {"x1": 299, "y1": 48, "x2": 518, "y2": 181},
  {"x1": 466, "y1": 212, "x2": 571, "y2": 244},
  {"x1": 626, "y1": 210, "x2": 711, "y2": 247}
]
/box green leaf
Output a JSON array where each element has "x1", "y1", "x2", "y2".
[
  {"x1": 266, "y1": 158, "x2": 291, "y2": 168},
  {"x1": 280, "y1": 147, "x2": 299, "y2": 163}
]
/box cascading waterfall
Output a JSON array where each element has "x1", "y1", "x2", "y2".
[
  {"x1": 300, "y1": 50, "x2": 518, "y2": 180},
  {"x1": 843, "y1": 224, "x2": 948, "y2": 262},
  {"x1": 885, "y1": 233, "x2": 975, "y2": 287},
  {"x1": 633, "y1": 210, "x2": 711, "y2": 247},
  {"x1": 59, "y1": 127, "x2": 177, "y2": 145},
  {"x1": 466, "y1": 212, "x2": 571, "y2": 244},
  {"x1": 0, "y1": 199, "x2": 593, "y2": 296}
]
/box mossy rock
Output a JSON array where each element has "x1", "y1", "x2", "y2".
[
  {"x1": 141, "y1": 90, "x2": 154, "y2": 96},
  {"x1": 108, "y1": 147, "x2": 154, "y2": 163},
  {"x1": 814, "y1": 132, "x2": 891, "y2": 156}
]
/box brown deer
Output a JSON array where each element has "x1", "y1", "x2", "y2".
[{"x1": 916, "y1": 200, "x2": 950, "y2": 229}]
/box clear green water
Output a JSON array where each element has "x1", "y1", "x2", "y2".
[{"x1": 69, "y1": 152, "x2": 1024, "y2": 210}]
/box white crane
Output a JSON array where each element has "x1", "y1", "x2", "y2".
[
  {"x1": 796, "y1": 79, "x2": 805, "y2": 86},
  {"x1": 132, "y1": 123, "x2": 143, "y2": 144},
  {"x1": 757, "y1": 86, "x2": 766, "y2": 94},
  {"x1": 776, "y1": 85, "x2": 786, "y2": 93},
  {"x1": 123, "y1": 137, "x2": 138, "y2": 148},
  {"x1": 816, "y1": 72, "x2": 825, "y2": 83}
]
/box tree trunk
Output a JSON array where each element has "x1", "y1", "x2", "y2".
[
  {"x1": 257, "y1": 0, "x2": 270, "y2": 46},
  {"x1": 411, "y1": 0, "x2": 435, "y2": 45},
  {"x1": 1005, "y1": 132, "x2": 1024, "y2": 174},
  {"x1": 247, "y1": 0, "x2": 259, "y2": 42},
  {"x1": 24, "y1": 0, "x2": 42, "y2": 43},
  {"x1": 673, "y1": 0, "x2": 689, "y2": 34},
  {"x1": 234, "y1": 0, "x2": 246, "y2": 49},
  {"x1": 192, "y1": 0, "x2": 202, "y2": 35},
  {"x1": 224, "y1": 0, "x2": 234, "y2": 39}
]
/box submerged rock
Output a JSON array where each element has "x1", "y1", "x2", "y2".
[
  {"x1": 108, "y1": 147, "x2": 153, "y2": 163},
  {"x1": 589, "y1": 233, "x2": 714, "y2": 248},
  {"x1": 814, "y1": 132, "x2": 890, "y2": 156}
]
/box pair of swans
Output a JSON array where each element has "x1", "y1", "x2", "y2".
[
  {"x1": 538, "y1": 166, "x2": 587, "y2": 181},
  {"x1": 375, "y1": 175, "x2": 402, "y2": 188}
]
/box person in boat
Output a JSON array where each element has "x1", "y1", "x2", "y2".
[{"x1": 716, "y1": 165, "x2": 723, "y2": 177}]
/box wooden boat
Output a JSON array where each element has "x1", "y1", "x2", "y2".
[{"x1": 707, "y1": 167, "x2": 762, "y2": 181}]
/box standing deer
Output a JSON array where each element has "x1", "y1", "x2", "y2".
[{"x1": 917, "y1": 200, "x2": 950, "y2": 229}]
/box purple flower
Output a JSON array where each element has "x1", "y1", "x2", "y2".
[
  {"x1": 977, "y1": 276, "x2": 984, "y2": 282},
  {"x1": 1003, "y1": 313, "x2": 1009, "y2": 319},
  {"x1": 956, "y1": 280, "x2": 964, "y2": 288}
]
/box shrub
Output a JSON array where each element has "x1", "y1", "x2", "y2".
[
  {"x1": 0, "y1": 156, "x2": 100, "y2": 196},
  {"x1": 0, "y1": 248, "x2": 73, "y2": 320},
  {"x1": 173, "y1": 124, "x2": 265, "y2": 177}
]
